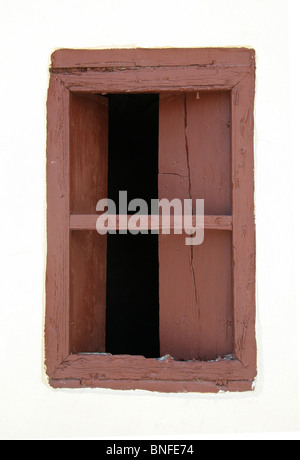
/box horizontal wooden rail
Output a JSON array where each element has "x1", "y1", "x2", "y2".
[{"x1": 70, "y1": 214, "x2": 232, "y2": 231}]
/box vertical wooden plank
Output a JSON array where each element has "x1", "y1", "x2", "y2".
[
  {"x1": 70, "y1": 93, "x2": 108, "y2": 214},
  {"x1": 158, "y1": 92, "x2": 231, "y2": 207},
  {"x1": 159, "y1": 232, "x2": 233, "y2": 361},
  {"x1": 69, "y1": 93, "x2": 108, "y2": 353},
  {"x1": 192, "y1": 231, "x2": 233, "y2": 360},
  {"x1": 45, "y1": 76, "x2": 70, "y2": 375},
  {"x1": 159, "y1": 93, "x2": 194, "y2": 360},
  {"x1": 70, "y1": 231, "x2": 107, "y2": 353},
  {"x1": 186, "y1": 91, "x2": 231, "y2": 215},
  {"x1": 158, "y1": 93, "x2": 190, "y2": 200},
  {"x1": 159, "y1": 92, "x2": 233, "y2": 361},
  {"x1": 231, "y1": 69, "x2": 256, "y2": 371}
]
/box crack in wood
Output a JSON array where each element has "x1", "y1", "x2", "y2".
[
  {"x1": 50, "y1": 63, "x2": 222, "y2": 74},
  {"x1": 190, "y1": 245, "x2": 199, "y2": 310},
  {"x1": 184, "y1": 94, "x2": 199, "y2": 308},
  {"x1": 184, "y1": 94, "x2": 192, "y2": 208},
  {"x1": 160, "y1": 172, "x2": 186, "y2": 179}
]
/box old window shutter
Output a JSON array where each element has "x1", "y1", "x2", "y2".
[
  {"x1": 46, "y1": 48, "x2": 256, "y2": 392},
  {"x1": 159, "y1": 92, "x2": 233, "y2": 361}
]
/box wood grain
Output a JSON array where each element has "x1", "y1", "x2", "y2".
[
  {"x1": 56, "y1": 66, "x2": 247, "y2": 94},
  {"x1": 185, "y1": 91, "x2": 231, "y2": 215},
  {"x1": 159, "y1": 92, "x2": 233, "y2": 361},
  {"x1": 51, "y1": 353, "x2": 248, "y2": 381},
  {"x1": 159, "y1": 232, "x2": 233, "y2": 361},
  {"x1": 70, "y1": 231, "x2": 107, "y2": 353},
  {"x1": 49, "y1": 377, "x2": 253, "y2": 393},
  {"x1": 69, "y1": 214, "x2": 233, "y2": 231},
  {"x1": 69, "y1": 93, "x2": 108, "y2": 353},
  {"x1": 70, "y1": 93, "x2": 108, "y2": 214},
  {"x1": 231, "y1": 73, "x2": 256, "y2": 369},
  {"x1": 51, "y1": 47, "x2": 253, "y2": 69},
  {"x1": 45, "y1": 76, "x2": 70, "y2": 376}
]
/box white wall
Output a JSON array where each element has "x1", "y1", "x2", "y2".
[{"x1": 0, "y1": 0, "x2": 299, "y2": 440}]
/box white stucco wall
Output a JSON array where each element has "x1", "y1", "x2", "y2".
[{"x1": 0, "y1": 0, "x2": 299, "y2": 440}]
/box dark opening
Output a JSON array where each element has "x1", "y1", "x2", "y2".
[{"x1": 105, "y1": 94, "x2": 160, "y2": 358}]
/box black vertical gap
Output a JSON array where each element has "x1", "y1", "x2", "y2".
[{"x1": 105, "y1": 94, "x2": 159, "y2": 358}]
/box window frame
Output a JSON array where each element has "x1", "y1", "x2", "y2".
[{"x1": 45, "y1": 48, "x2": 256, "y2": 393}]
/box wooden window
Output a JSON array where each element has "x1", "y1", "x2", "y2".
[{"x1": 45, "y1": 48, "x2": 256, "y2": 392}]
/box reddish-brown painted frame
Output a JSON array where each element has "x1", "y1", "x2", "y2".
[{"x1": 45, "y1": 48, "x2": 256, "y2": 392}]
